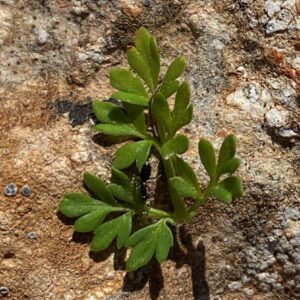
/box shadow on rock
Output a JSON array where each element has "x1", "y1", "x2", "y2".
[{"x1": 170, "y1": 226, "x2": 210, "y2": 300}]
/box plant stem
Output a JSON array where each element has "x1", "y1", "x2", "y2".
[
  {"x1": 188, "y1": 184, "x2": 213, "y2": 214},
  {"x1": 162, "y1": 157, "x2": 188, "y2": 223},
  {"x1": 145, "y1": 207, "x2": 174, "y2": 219}
]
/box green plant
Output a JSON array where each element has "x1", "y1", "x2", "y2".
[{"x1": 58, "y1": 27, "x2": 243, "y2": 271}]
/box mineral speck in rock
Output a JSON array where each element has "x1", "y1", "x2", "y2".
[
  {"x1": 4, "y1": 183, "x2": 17, "y2": 197},
  {"x1": 0, "y1": 287, "x2": 10, "y2": 296},
  {"x1": 34, "y1": 28, "x2": 49, "y2": 45},
  {"x1": 21, "y1": 185, "x2": 31, "y2": 197},
  {"x1": 27, "y1": 232, "x2": 37, "y2": 240}
]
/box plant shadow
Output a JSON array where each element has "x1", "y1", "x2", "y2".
[{"x1": 120, "y1": 225, "x2": 210, "y2": 300}]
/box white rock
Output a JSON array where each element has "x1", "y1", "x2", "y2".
[
  {"x1": 265, "y1": 108, "x2": 289, "y2": 128},
  {"x1": 265, "y1": 0, "x2": 281, "y2": 18},
  {"x1": 228, "y1": 281, "x2": 242, "y2": 291}
]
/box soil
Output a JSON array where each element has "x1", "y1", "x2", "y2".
[{"x1": 0, "y1": 0, "x2": 300, "y2": 299}]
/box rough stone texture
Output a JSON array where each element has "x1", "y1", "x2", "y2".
[{"x1": 0, "y1": 0, "x2": 300, "y2": 299}]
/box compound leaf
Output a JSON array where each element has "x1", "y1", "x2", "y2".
[
  {"x1": 198, "y1": 139, "x2": 217, "y2": 181},
  {"x1": 161, "y1": 135, "x2": 189, "y2": 159}
]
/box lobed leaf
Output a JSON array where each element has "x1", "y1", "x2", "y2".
[{"x1": 126, "y1": 220, "x2": 173, "y2": 271}]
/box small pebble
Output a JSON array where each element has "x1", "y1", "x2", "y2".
[
  {"x1": 21, "y1": 185, "x2": 31, "y2": 197},
  {"x1": 27, "y1": 232, "x2": 37, "y2": 240},
  {"x1": 0, "y1": 287, "x2": 10, "y2": 296},
  {"x1": 4, "y1": 183, "x2": 17, "y2": 197},
  {"x1": 143, "y1": 0, "x2": 150, "y2": 6}
]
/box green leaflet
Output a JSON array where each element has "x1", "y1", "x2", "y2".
[
  {"x1": 163, "y1": 56, "x2": 186, "y2": 83},
  {"x1": 83, "y1": 172, "x2": 118, "y2": 206},
  {"x1": 91, "y1": 212, "x2": 133, "y2": 251},
  {"x1": 113, "y1": 140, "x2": 153, "y2": 171},
  {"x1": 126, "y1": 219, "x2": 174, "y2": 271},
  {"x1": 58, "y1": 193, "x2": 109, "y2": 217},
  {"x1": 111, "y1": 92, "x2": 148, "y2": 106},
  {"x1": 161, "y1": 135, "x2": 189, "y2": 159},
  {"x1": 213, "y1": 176, "x2": 243, "y2": 204},
  {"x1": 93, "y1": 101, "x2": 129, "y2": 124},
  {"x1": 198, "y1": 138, "x2": 217, "y2": 181},
  {"x1": 172, "y1": 82, "x2": 193, "y2": 134},
  {"x1": 160, "y1": 56, "x2": 185, "y2": 97},
  {"x1": 110, "y1": 67, "x2": 148, "y2": 97},
  {"x1": 170, "y1": 177, "x2": 200, "y2": 199},
  {"x1": 134, "y1": 27, "x2": 160, "y2": 91},
  {"x1": 151, "y1": 93, "x2": 172, "y2": 138},
  {"x1": 217, "y1": 135, "x2": 236, "y2": 172},
  {"x1": 122, "y1": 102, "x2": 147, "y2": 135},
  {"x1": 94, "y1": 124, "x2": 145, "y2": 138},
  {"x1": 173, "y1": 157, "x2": 201, "y2": 195},
  {"x1": 109, "y1": 167, "x2": 134, "y2": 203}
]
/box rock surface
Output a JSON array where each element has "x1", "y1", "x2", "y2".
[{"x1": 0, "y1": 0, "x2": 299, "y2": 299}]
